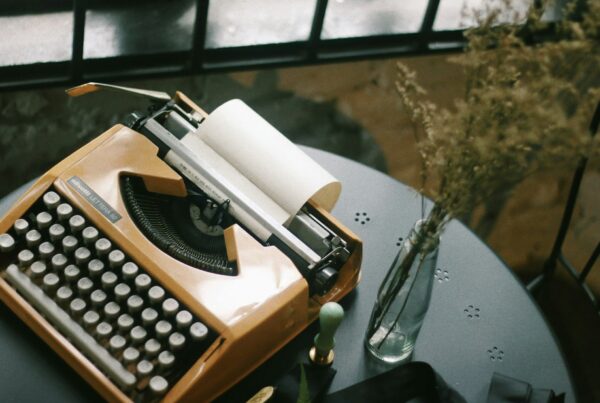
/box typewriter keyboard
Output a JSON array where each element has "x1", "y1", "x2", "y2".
[{"x1": 0, "y1": 190, "x2": 217, "y2": 401}]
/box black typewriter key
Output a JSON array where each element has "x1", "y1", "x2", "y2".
[
  {"x1": 144, "y1": 339, "x2": 161, "y2": 357},
  {"x1": 83, "y1": 310, "x2": 101, "y2": 329},
  {"x1": 56, "y1": 203, "x2": 73, "y2": 221},
  {"x1": 122, "y1": 262, "x2": 139, "y2": 281},
  {"x1": 51, "y1": 253, "x2": 68, "y2": 271},
  {"x1": 136, "y1": 360, "x2": 154, "y2": 378},
  {"x1": 130, "y1": 326, "x2": 148, "y2": 345},
  {"x1": 68, "y1": 215, "x2": 86, "y2": 233},
  {"x1": 25, "y1": 230, "x2": 42, "y2": 248},
  {"x1": 30, "y1": 261, "x2": 47, "y2": 279},
  {"x1": 14, "y1": 218, "x2": 30, "y2": 235},
  {"x1": 69, "y1": 297, "x2": 87, "y2": 317},
  {"x1": 149, "y1": 375, "x2": 169, "y2": 395},
  {"x1": 114, "y1": 283, "x2": 131, "y2": 302},
  {"x1": 134, "y1": 274, "x2": 151, "y2": 293},
  {"x1": 162, "y1": 298, "x2": 179, "y2": 318},
  {"x1": 141, "y1": 308, "x2": 159, "y2": 327},
  {"x1": 96, "y1": 321, "x2": 113, "y2": 340},
  {"x1": 109, "y1": 335, "x2": 127, "y2": 353},
  {"x1": 90, "y1": 289, "x2": 108, "y2": 308},
  {"x1": 64, "y1": 265, "x2": 81, "y2": 283},
  {"x1": 82, "y1": 226, "x2": 99, "y2": 245},
  {"x1": 122, "y1": 347, "x2": 140, "y2": 365},
  {"x1": 168, "y1": 332, "x2": 186, "y2": 351},
  {"x1": 175, "y1": 310, "x2": 193, "y2": 330},
  {"x1": 117, "y1": 313, "x2": 135, "y2": 332},
  {"x1": 0, "y1": 233, "x2": 15, "y2": 252},
  {"x1": 101, "y1": 272, "x2": 118, "y2": 290},
  {"x1": 38, "y1": 242, "x2": 55, "y2": 259},
  {"x1": 155, "y1": 320, "x2": 172, "y2": 340},
  {"x1": 158, "y1": 351, "x2": 175, "y2": 370},
  {"x1": 95, "y1": 238, "x2": 111, "y2": 256},
  {"x1": 108, "y1": 250, "x2": 126, "y2": 269},
  {"x1": 49, "y1": 223, "x2": 66, "y2": 242},
  {"x1": 74, "y1": 247, "x2": 91, "y2": 265},
  {"x1": 43, "y1": 191, "x2": 61, "y2": 210},
  {"x1": 56, "y1": 286, "x2": 74, "y2": 306},
  {"x1": 190, "y1": 322, "x2": 209, "y2": 342},
  {"x1": 62, "y1": 235, "x2": 78, "y2": 254},
  {"x1": 18, "y1": 249, "x2": 35, "y2": 267},
  {"x1": 35, "y1": 212, "x2": 53, "y2": 230},
  {"x1": 104, "y1": 301, "x2": 121, "y2": 320},
  {"x1": 77, "y1": 277, "x2": 94, "y2": 296},
  {"x1": 148, "y1": 285, "x2": 165, "y2": 305},
  {"x1": 88, "y1": 259, "x2": 105, "y2": 278},
  {"x1": 127, "y1": 295, "x2": 144, "y2": 314}
]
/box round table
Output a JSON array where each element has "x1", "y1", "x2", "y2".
[{"x1": 0, "y1": 148, "x2": 575, "y2": 402}]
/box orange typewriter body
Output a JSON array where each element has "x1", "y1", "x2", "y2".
[{"x1": 0, "y1": 92, "x2": 362, "y2": 402}]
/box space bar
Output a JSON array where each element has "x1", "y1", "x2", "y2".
[{"x1": 5, "y1": 264, "x2": 136, "y2": 390}]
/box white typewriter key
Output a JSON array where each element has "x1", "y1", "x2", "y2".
[
  {"x1": 141, "y1": 308, "x2": 159, "y2": 326},
  {"x1": 25, "y1": 230, "x2": 42, "y2": 248},
  {"x1": 49, "y1": 223, "x2": 66, "y2": 242},
  {"x1": 96, "y1": 321, "x2": 113, "y2": 339},
  {"x1": 148, "y1": 285, "x2": 165, "y2": 305},
  {"x1": 35, "y1": 212, "x2": 53, "y2": 230},
  {"x1": 18, "y1": 249, "x2": 35, "y2": 267},
  {"x1": 64, "y1": 265, "x2": 81, "y2": 283},
  {"x1": 81, "y1": 226, "x2": 99, "y2": 245},
  {"x1": 14, "y1": 218, "x2": 30, "y2": 235},
  {"x1": 168, "y1": 332, "x2": 186, "y2": 351},
  {"x1": 134, "y1": 274, "x2": 151, "y2": 292},
  {"x1": 0, "y1": 233, "x2": 15, "y2": 252},
  {"x1": 190, "y1": 322, "x2": 208, "y2": 342},
  {"x1": 175, "y1": 310, "x2": 193, "y2": 330},
  {"x1": 101, "y1": 272, "x2": 118, "y2": 290},
  {"x1": 114, "y1": 283, "x2": 131, "y2": 302},
  {"x1": 83, "y1": 310, "x2": 100, "y2": 328},
  {"x1": 30, "y1": 261, "x2": 47, "y2": 278},
  {"x1": 90, "y1": 289, "x2": 108, "y2": 307},
  {"x1": 69, "y1": 297, "x2": 87, "y2": 316},
  {"x1": 122, "y1": 347, "x2": 140, "y2": 364},
  {"x1": 68, "y1": 215, "x2": 86, "y2": 233},
  {"x1": 77, "y1": 277, "x2": 94, "y2": 296},
  {"x1": 95, "y1": 238, "x2": 112, "y2": 256},
  {"x1": 158, "y1": 350, "x2": 175, "y2": 369},
  {"x1": 108, "y1": 250, "x2": 125, "y2": 269},
  {"x1": 127, "y1": 295, "x2": 144, "y2": 314},
  {"x1": 109, "y1": 335, "x2": 127, "y2": 353},
  {"x1": 38, "y1": 242, "x2": 55, "y2": 259},
  {"x1": 162, "y1": 298, "x2": 179, "y2": 318},
  {"x1": 155, "y1": 320, "x2": 172, "y2": 339},
  {"x1": 62, "y1": 235, "x2": 78, "y2": 254},
  {"x1": 149, "y1": 375, "x2": 169, "y2": 395},
  {"x1": 51, "y1": 254, "x2": 68, "y2": 271},
  {"x1": 104, "y1": 301, "x2": 121, "y2": 319},
  {"x1": 56, "y1": 286, "x2": 74, "y2": 305},
  {"x1": 117, "y1": 313, "x2": 135, "y2": 332},
  {"x1": 130, "y1": 326, "x2": 148, "y2": 345},
  {"x1": 56, "y1": 203, "x2": 73, "y2": 221},
  {"x1": 43, "y1": 191, "x2": 61, "y2": 210},
  {"x1": 144, "y1": 338, "x2": 161, "y2": 357},
  {"x1": 136, "y1": 360, "x2": 154, "y2": 377},
  {"x1": 121, "y1": 262, "x2": 139, "y2": 280},
  {"x1": 88, "y1": 259, "x2": 105, "y2": 278},
  {"x1": 74, "y1": 247, "x2": 91, "y2": 265}
]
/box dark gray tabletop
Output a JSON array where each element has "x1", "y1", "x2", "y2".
[{"x1": 0, "y1": 147, "x2": 575, "y2": 402}]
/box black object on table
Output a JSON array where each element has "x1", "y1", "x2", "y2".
[{"x1": 0, "y1": 148, "x2": 575, "y2": 402}]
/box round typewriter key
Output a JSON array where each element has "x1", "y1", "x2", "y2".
[
  {"x1": 168, "y1": 332, "x2": 186, "y2": 351},
  {"x1": 134, "y1": 274, "x2": 151, "y2": 292},
  {"x1": 83, "y1": 310, "x2": 100, "y2": 328},
  {"x1": 14, "y1": 218, "x2": 30, "y2": 235},
  {"x1": 190, "y1": 322, "x2": 208, "y2": 342},
  {"x1": 0, "y1": 233, "x2": 15, "y2": 252},
  {"x1": 68, "y1": 215, "x2": 85, "y2": 233},
  {"x1": 74, "y1": 247, "x2": 91, "y2": 265},
  {"x1": 51, "y1": 253, "x2": 68, "y2": 271},
  {"x1": 149, "y1": 376, "x2": 169, "y2": 395},
  {"x1": 38, "y1": 242, "x2": 55, "y2": 259},
  {"x1": 126, "y1": 295, "x2": 144, "y2": 313},
  {"x1": 77, "y1": 277, "x2": 94, "y2": 296},
  {"x1": 136, "y1": 360, "x2": 154, "y2": 377},
  {"x1": 114, "y1": 283, "x2": 131, "y2": 302},
  {"x1": 117, "y1": 313, "x2": 135, "y2": 332},
  {"x1": 122, "y1": 347, "x2": 140, "y2": 364},
  {"x1": 175, "y1": 310, "x2": 193, "y2": 330},
  {"x1": 18, "y1": 249, "x2": 35, "y2": 267},
  {"x1": 56, "y1": 203, "x2": 73, "y2": 221},
  {"x1": 155, "y1": 320, "x2": 172, "y2": 339},
  {"x1": 88, "y1": 259, "x2": 105, "y2": 278},
  {"x1": 96, "y1": 321, "x2": 113, "y2": 339},
  {"x1": 81, "y1": 226, "x2": 99, "y2": 245},
  {"x1": 109, "y1": 335, "x2": 127, "y2": 353},
  {"x1": 49, "y1": 223, "x2": 66, "y2": 242},
  {"x1": 25, "y1": 230, "x2": 42, "y2": 248},
  {"x1": 56, "y1": 286, "x2": 74, "y2": 305},
  {"x1": 94, "y1": 238, "x2": 111, "y2": 256},
  {"x1": 141, "y1": 308, "x2": 159, "y2": 327},
  {"x1": 104, "y1": 301, "x2": 121, "y2": 319},
  {"x1": 90, "y1": 289, "x2": 107, "y2": 307},
  {"x1": 43, "y1": 273, "x2": 60, "y2": 294},
  {"x1": 162, "y1": 298, "x2": 179, "y2": 317},
  {"x1": 148, "y1": 285, "x2": 165, "y2": 305},
  {"x1": 158, "y1": 351, "x2": 175, "y2": 369},
  {"x1": 69, "y1": 297, "x2": 87, "y2": 316},
  {"x1": 43, "y1": 191, "x2": 61, "y2": 210},
  {"x1": 130, "y1": 326, "x2": 147, "y2": 345},
  {"x1": 64, "y1": 265, "x2": 81, "y2": 283},
  {"x1": 121, "y1": 262, "x2": 139, "y2": 280},
  {"x1": 144, "y1": 338, "x2": 161, "y2": 357},
  {"x1": 62, "y1": 235, "x2": 78, "y2": 254},
  {"x1": 30, "y1": 261, "x2": 47, "y2": 278},
  {"x1": 108, "y1": 249, "x2": 125, "y2": 269},
  {"x1": 35, "y1": 212, "x2": 53, "y2": 230},
  {"x1": 101, "y1": 271, "x2": 118, "y2": 290}
]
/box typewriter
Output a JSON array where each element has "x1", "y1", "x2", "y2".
[{"x1": 0, "y1": 83, "x2": 361, "y2": 402}]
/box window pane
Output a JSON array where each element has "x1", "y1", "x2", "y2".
[
  {"x1": 322, "y1": 0, "x2": 428, "y2": 39},
  {"x1": 206, "y1": 0, "x2": 316, "y2": 49},
  {"x1": 433, "y1": 0, "x2": 532, "y2": 31}
]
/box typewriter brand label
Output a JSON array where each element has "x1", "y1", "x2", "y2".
[{"x1": 67, "y1": 176, "x2": 122, "y2": 223}]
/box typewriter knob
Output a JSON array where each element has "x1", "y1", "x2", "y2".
[{"x1": 313, "y1": 267, "x2": 338, "y2": 296}]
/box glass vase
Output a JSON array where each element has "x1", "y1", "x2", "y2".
[{"x1": 364, "y1": 219, "x2": 439, "y2": 364}]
